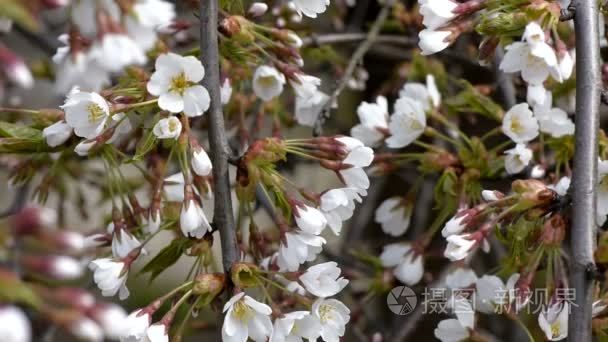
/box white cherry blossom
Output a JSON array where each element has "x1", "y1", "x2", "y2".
[
  {"x1": 475, "y1": 274, "x2": 519, "y2": 314},
  {"x1": 444, "y1": 233, "x2": 476, "y2": 261},
  {"x1": 534, "y1": 107, "x2": 574, "y2": 138},
  {"x1": 419, "y1": 0, "x2": 458, "y2": 30},
  {"x1": 147, "y1": 53, "x2": 211, "y2": 117},
  {"x1": 320, "y1": 187, "x2": 365, "y2": 235},
  {"x1": 192, "y1": 147, "x2": 213, "y2": 176},
  {"x1": 90, "y1": 34, "x2": 147, "y2": 72},
  {"x1": 502, "y1": 103, "x2": 539, "y2": 143},
  {"x1": 111, "y1": 229, "x2": 142, "y2": 259},
  {"x1": 145, "y1": 324, "x2": 168, "y2": 342},
  {"x1": 399, "y1": 74, "x2": 441, "y2": 110},
  {"x1": 419, "y1": 29, "x2": 451, "y2": 55},
  {"x1": 89, "y1": 258, "x2": 129, "y2": 300},
  {"x1": 152, "y1": 116, "x2": 182, "y2": 139},
  {"x1": 222, "y1": 292, "x2": 273, "y2": 342},
  {"x1": 292, "y1": 0, "x2": 330, "y2": 18},
  {"x1": 380, "y1": 243, "x2": 424, "y2": 285},
  {"x1": 120, "y1": 309, "x2": 151, "y2": 341},
  {"x1": 386, "y1": 97, "x2": 427, "y2": 148},
  {"x1": 43, "y1": 121, "x2": 72, "y2": 147},
  {"x1": 294, "y1": 205, "x2": 327, "y2": 235},
  {"x1": 375, "y1": 197, "x2": 413, "y2": 237},
  {"x1": 538, "y1": 301, "x2": 569, "y2": 341},
  {"x1": 434, "y1": 318, "x2": 471, "y2": 342},
  {"x1": 253, "y1": 65, "x2": 286, "y2": 101},
  {"x1": 0, "y1": 306, "x2": 31, "y2": 342},
  {"x1": 299, "y1": 262, "x2": 348, "y2": 297},
  {"x1": 312, "y1": 298, "x2": 350, "y2": 342},
  {"x1": 277, "y1": 232, "x2": 326, "y2": 272},
  {"x1": 504, "y1": 143, "x2": 533, "y2": 174},
  {"x1": 351, "y1": 96, "x2": 389, "y2": 147},
  {"x1": 269, "y1": 311, "x2": 321, "y2": 342},
  {"x1": 500, "y1": 22, "x2": 561, "y2": 85},
  {"x1": 62, "y1": 87, "x2": 110, "y2": 139},
  {"x1": 180, "y1": 200, "x2": 212, "y2": 239}
]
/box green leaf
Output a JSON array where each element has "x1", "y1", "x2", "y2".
[
  {"x1": 0, "y1": 0, "x2": 39, "y2": 31},
  {"x1": 446, "y1": 80, "x2": 504, "y2": 122},
  {"x1": 0, "y1": 122, "x2": 42, "y2": 140},
  {"x1": 0, "y1": 138, "x2": 53, "y2": 153},
  {"x1": 130, "y1": 129, "x2": 157, "y2": 162},
  {"x1": 139, "y1": 238, "x2": 193, "y2": 281}
]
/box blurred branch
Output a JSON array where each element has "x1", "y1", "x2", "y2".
[
  {"x1": 302, "y1": 33, "x2": 416, "y2": 47},
  {"x1": 199, "y1": 0, "x2": 238, "y2": 274},
  {"x1": 313, "y1": 0, "x2": 396, "y2": 136},
  {"x1": 493, "y1": 47, "x2": 517, "y2": 109}
]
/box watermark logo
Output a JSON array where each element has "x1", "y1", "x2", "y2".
[{"x1": 387, "y1": 286, "x2": 418, "y2": 315}]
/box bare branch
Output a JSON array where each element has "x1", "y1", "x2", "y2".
[
  {"x1": 199, "y1": 0, "x2": 238, "y2": 274},
  {"x1": 569, "y1": 0, "x2": 600, "y2": 340}
]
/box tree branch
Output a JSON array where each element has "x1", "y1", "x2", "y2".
[
  {"x1": 569, "y1": 0, "x2": 600, "y2": 340},
  {"x1": 199, "y1": 0, "x2": 238, "y2": 274},
  {"x1": 312, "y1": 0, "x2": 395, "y2": 136}
]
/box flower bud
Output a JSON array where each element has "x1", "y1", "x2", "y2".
[
  {"x1": 540, "y1": 214, "x2": 566, "y2": 246},
  {"x1": 247, "y1": 2, "x2": 269, "y2": 17},
  {"x1": 219, "y1": 16, "x2": 255, "y2": 43},
  {"x1": 11, "y1": 206, "x2": 57, "y2": 236},
  {"x1": 89, "y1": 303, "x2": 128, "y2": 340},
  {"x1": 22, "y1": 255, "x2": 84, "y2": 281},
  {"x1": 193, "y1": 273, "x2": 225, "y2": 304},
  {"x1": 511, "y1": 179, "x2": 555, "y2": 211},
  {"x1": 41, "y1": 0, "x2": 71, "y2": 9},
  {"x1": 0, "y1": 44, "x2": 33, "y2": 89}
]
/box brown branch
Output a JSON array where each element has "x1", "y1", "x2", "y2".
[{"x1": 199, "y1": 0, "x2": 238, "y2": 274}]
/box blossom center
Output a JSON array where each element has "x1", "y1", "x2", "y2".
[
  {"x1": 257, "y1": 76, "x2": 278, "y2": 88},
  {"x1": 87, "y1": 103, "x2": 106, "y2": 123},
  {"x1": 408, "y1": 118, "x2": 423, "y2": 130},
  {"x1": 318, "y1": 304, "x2": 334, "y2": 323},
  {"x1": 233, "y1": 301, "x2": 253, "y2": 322},
  {"x1": 510, "y1": 117, "x2": 523, "y2": 133},
  {"x1": 550, "y1": 322, "x2": 561, "y2": 337},
  {"x1": 168, "y1": 119, "x2": 179, "y2": 132},
  {"x1": 170, "y1": 72, "x2": 190, "y2": 96}
]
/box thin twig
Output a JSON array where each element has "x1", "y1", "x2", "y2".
[
  {"x1": 199, "y1": 0, "x2": 238, "y2": 274},
  {"x1": 302, "y1": 33, "x2": 416, "y2": 47},
  {"x1": 312, "y1": 0, "x2": 395, "y2": 136},
  {"x1": 568, "y1": 0, "x2": 600, "y2": 340}
]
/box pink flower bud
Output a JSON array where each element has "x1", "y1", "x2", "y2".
[
  {"x1": 40, "y1": 0, "x2": 71, "y2": 9},
  {"x1": 0, "y1": 44, "x2": 33, "y2": 89},
  {"x1": 11, "y1": 206, "x2": 57, "y2": 236},
  {"x1": 22, "y1": 255, "x2": 84, "y2": 281}
]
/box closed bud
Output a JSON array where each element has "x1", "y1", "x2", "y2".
[
  {"x1": 193, "y1": 273, "x2": 225, "y2": 305},
  {"x1": 476, "y1": 11, "x2": 528, "y2": 36},
  {"x1": 22, "y1": 255, "x2": 84, "y2": 281},
  {"x1": 512, "y1": 179, "x2": 555, "y2": 211},
  {"x1": 540, "y1": 214, "x2": 566, "y2": 246},
  {"x1": 11, "y1": 206, "x2": 57, "y2": 236},
  {"x1": 219, "y1": 16, "x2": 255, "y2": 43},
  {"x1": 248, "y1": 2, "x2": 269, "y2": 17}
]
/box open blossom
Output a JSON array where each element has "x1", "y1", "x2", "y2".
[
  {"x1": 442, "y1": 215, "x2": 467, "y2": 237},
  {"x1": 253, "y1": 65, "x2": 286, "y2": 101},
  {"x1": 534, "y1": 106, "x2": 574, "y2": 138},
  {"x1": 502, "y1": 103, "x2": 539, "y2": 143},
  {"x1": 294, "y1": 205, "x2": 327, "y2": 235},
  {"x1": 419, "y1": 0, "x2": 458, "y2": 30},
  {"x1": 292, "y1": 0, "x2": 330, "y2": 18},
  {"x1": 71, "y1": 0, "x2": 120, "y2": 37},
  {"x1": 445, "y1": 268, "x2": 478, "y2": 289},
  {"x1": 418, "y1": 29, "x2": 451, "y2": 55},
  {"x1": 90, "y1": 34, "x2": 147, "y2": 73},
  {"x1": 444, "y1": 233, "x2": 477, "y2": 261},
  {"x1": 145, "y1": 324, "x2": 168, "y2": 342},
  {"x1": 126, "y1": 0, "x2": 176, "y2": 52},
  {"x1": 180, "y1": 199, "x2": 212, "y2": 239},
  {"x1": 375, "y1": 197, "x2": 413, "y2": 237},
  {"x1": 336, "y1": 136, "x2": 374, "y2": 190},
  {"x1": 380, "y1": 243, "x2": 424, "y2": 285},
  {"x1": 111, "y1": 229, "x2": 142, "y2": 259},
  {"x1": 152, "y1": 116, "x2": 182, "y2": 139},
  {"x1": 475, "y1": 274, "x2": 519, "y2": 313},
  {"x1": 222, "y1": 292, "x2": 273, "y2": 342},
  {"x1": 89, "y1": 258, "x2": 129, "y2": 300},
  {"x1": 500, "y1": 22, "x2": 561, "y2": 85},
  {"x1": 386, "y1": 97, "x2": 427, "y2": 148},
  {"x1": 43, "y1": 120, "x2": 72, "y2": 147},
  {"x1": 319, "y1": 187, "x2": 365, "y2": 235},
  {"x1": 299, "y1": 262, "x2": 348, "y2": 297},
  {"x1": 292, "y1": 74, "x2": 330, "y2": 126},
  {"x1": 434, "y1": 318, "x2": 471, "y2": 342},
  {"x1": 52, "y1": 34, "x2": 110, "y2": 93},
  {"x1": 312, "y1": 298, "x2": 350, "y2": 342},
  {"x1": 270, "y1": 311, "x2": 321, "y2": 342},
  {"x1": 277, "y1": 231, "x2": 326, "y2": 272},
  {"x1": 538, "y1": 301, "x2": 569, "y2": 341},
  {"x1": 351, "y1": 96, "x2": 389, "y2": 147},
  {"x1": 147, "y1": 53, "x2": 210, "y2": 117},
  {"x1": 0, "y1": 306, "x2": 31, "y2": 342},
  {"x1": 504, "y1": 144, "x2": 533, "y2": 174},
  {"x1": 399, "y1": 74, "x2": 441, "y2": 111},
  {"x1": 120, "y1": 309, "x2": 151, "y2": 341},
  {"x1": 89, "y1": 303, "x2": 128, "y2": 340},
  {"x1": 62, "y1": 87, "x2": 110, "y2": 139},
  {"x1": 549, "y1": 176, "x2": 571, "y2": 197}
]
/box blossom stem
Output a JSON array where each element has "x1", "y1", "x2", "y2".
[
  {"x1": 509, "y1": 313, "x2": 535, "y2": 342},
  {"x1": 0, "y1": 107, "x2": 39, "y2": 115},
  {"x1": 111, "y1": 99, "x2": 158, "y2": 113}
]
